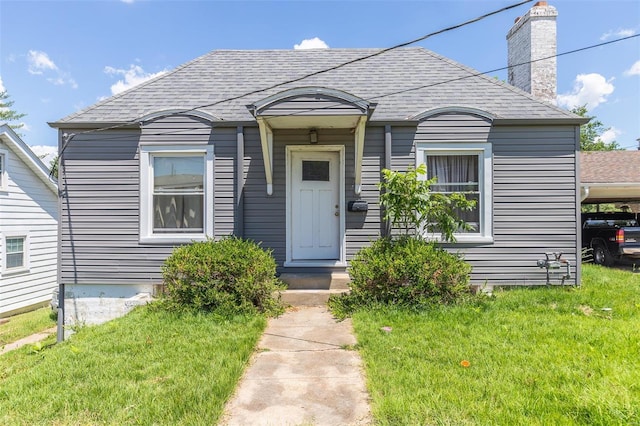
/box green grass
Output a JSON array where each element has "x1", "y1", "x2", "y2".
[
  {"x1": 0, "y1": 307, "x2": 56, "y2": 347},
  {"x1": 0, "y1": 305, "x2": 266, "y2": 425},
  {"x1": 350, "y1": 264, "x2": 640, "y2": 425}
]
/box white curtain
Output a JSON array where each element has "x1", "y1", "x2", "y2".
[
  {"x1": 152, "y1": 156, "x2": 204, "y2": 232},
  {"x1": 154, "y1": 195, "x2": 203, "y2": 232},
  {"x1": 426, "y1": 154, "x2": 479, "y2": 230}
]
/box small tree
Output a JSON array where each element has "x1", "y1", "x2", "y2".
[
  {"x1": 49, "y1": 155, "x2": 58, "y2": 179},
  {"x1": 331, "y1": 165, "x2": 475, "y2": 314},
  {"x1": 572, "y1": 105, "x2": 621, "y2": 151},
  {"x1": 0, "y1": 91, "x2": 26, "y2": 135},
  {"x1": 379, "y1": 164, "x2": 476, "y2": 242}
]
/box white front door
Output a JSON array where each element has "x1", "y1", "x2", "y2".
[{"x1": 290, "y1": 150, "x2": 341, "y2": 260}]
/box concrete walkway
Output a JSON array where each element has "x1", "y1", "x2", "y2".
[
  {"x1": 221, "y1": 306, "x2": 371, "y2": 426},
  {"x1": 0, "y1": 327, "x2": 56, "y2": 356}
]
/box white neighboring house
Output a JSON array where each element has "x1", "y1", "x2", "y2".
[{"x1": 0, "y1": 124, "x2": 58, "y2": 317}]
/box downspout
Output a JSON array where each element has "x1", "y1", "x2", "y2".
[
  {"x1": 575, "y1": 125, "x2": 582, "y2": 287},
  {"x1": 56, "y1": 129, "x2": 65, "y2": 342},
  {"x1": 580, "y1": 185, "x2": 589, "y2": 202},
  {"x1": 383, "y1": 125, "x2": 392, "y2": 237},
  {"x1": 235, "y1": 126, "x2": 244, "y2": 237}
]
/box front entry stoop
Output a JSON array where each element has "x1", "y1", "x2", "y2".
[{"x1": 279, "y1": 272, "x2": 351, "y2": 307}]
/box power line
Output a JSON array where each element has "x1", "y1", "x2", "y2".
[
  {"x1": 58, "y1": 32, "x2": 639, "y2": 147},
  {"x1": 60, "y1": 0, "x2": 533, "y2": 142},
  {"x1": 367, "y1": 34, "x2": 640, "y2": 102},
  {"x1": 54, "y1": 3, "x2": 639, "y2": 165}
]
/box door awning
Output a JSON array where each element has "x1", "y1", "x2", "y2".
[{"x1": 248, "y1": 87, "x2": 375, "y2": 195}]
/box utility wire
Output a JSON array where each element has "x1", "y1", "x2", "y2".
[
  {"x1": 367, "y1": 34, "x2": 640, "y2": 102},
  {"x1": 54, "y1": 33, "x2": 639, "y2": 149},
  {"x1": 54, "y1": 0, "x2": 534, "y2": 177},
  {"x1": 53, "y1": 4, "x2": 640, "y2": 174},
  {"x1": 59, "y1": 0, "x2": 533, "y2": 141}
]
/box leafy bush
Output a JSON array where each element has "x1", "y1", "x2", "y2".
[
  {"x1": 161, "y1": 237, "x2": 285, "y2": 316},
  {"x1": 379, "y1": 165, "x2": 476, "y2": 242},
  {"x1": 332, "y1": 236, "x2": 472, "y2": 313}
]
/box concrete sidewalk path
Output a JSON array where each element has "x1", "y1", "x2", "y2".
[
  {"x1": 0, "y1": 327, "x2": 56, "y2": 356},
  {"x1": 221, "y1": 306, "x2": 372, "y2": 426}
]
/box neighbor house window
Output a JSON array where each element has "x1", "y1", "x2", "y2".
[
  {"x1": 3, "y1": 235, "x2": 29, "y2": 272},
  {"x1": 417, "y1": 143, "x2": 493, "y2": 242},
  {"x1": 140, "y1": 145, "x2": 214, "y2": 243}
]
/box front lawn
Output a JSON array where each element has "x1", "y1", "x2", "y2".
[
  {"x1": 351, "y1": 264, "x2": 640, "y2": 425},
  {"x1": 0, "y1": 307, "x2": 265, "y2": 425},
  {"x1": 0, "y1": 307, "x2": 56, "y2": 347}
]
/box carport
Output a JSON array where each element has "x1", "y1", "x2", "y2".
[{"x1": 580, "y1": 151, "x2": 640, "y2": 213}]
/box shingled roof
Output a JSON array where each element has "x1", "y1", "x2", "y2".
[
  {"x1": 51, "y1": 48, "x2": 582, "y2": 126},
  {"x1": 581, "y1": 151, "x2": 640, "y2": 184}
]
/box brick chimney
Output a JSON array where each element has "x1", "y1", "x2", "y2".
[{"x1": 507, "y1": 1, "x2": 558, "y2": 104}]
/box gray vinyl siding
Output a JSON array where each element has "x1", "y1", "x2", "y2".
[
  {"x1": 395, "y1": 113, "x2": 578, "y2": 286},
  {"x1": 60, "y1": 113, "x2": 578, "y2": 286},
  {"x1": 243, "y1": 127, "x2": 383, "y2": 265},
  {"x1": 469, "y1": 125, "x2": 578, "y2": 285},
  {"x1": 242, "y1": 126, "x2": 286, "y2": 261},
  {"x1": 390, "y1": 126, "x2": 416, "y2": 170},
  {"x1": 346, "y1": 126, "x2": 383, "y2": 259},
  {"x1": 59, "y1": 117, "x2": 236, "y2": 285}
]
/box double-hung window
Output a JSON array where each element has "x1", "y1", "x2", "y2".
[
  {"x1": 417, "y1": 143, "x2": 493, "y2": 243},
  {"x1": 3, "y1": 235, "x2": 29, "y2": 273},
  {"x1": 140, "y1": 145, "x2": 214, "y2": 243}
]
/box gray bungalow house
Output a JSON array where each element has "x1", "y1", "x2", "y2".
[{"x1": 51, "y1": 2, "x2": 585, "y2": 326}]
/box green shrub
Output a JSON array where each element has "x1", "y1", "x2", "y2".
[
  {"x1": 336, "y1": 236, "x2": 472, "y2": 311},
  {"x1": 161, "y1": 237, "x2": 285, "y2": 316}
]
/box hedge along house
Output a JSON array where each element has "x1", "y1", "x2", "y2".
[{"x1": 51, "y1": 2, "x2": 586, "y2": 327}]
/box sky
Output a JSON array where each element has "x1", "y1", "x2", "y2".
[{"x1": 1, "y1": 0, "x2": 639, "y2": 165}]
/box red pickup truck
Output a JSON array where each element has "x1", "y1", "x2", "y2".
[{"x1": 582, "y1": 213, "x2": 640, "y2": 266}]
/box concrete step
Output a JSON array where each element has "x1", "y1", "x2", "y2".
[
  {"x1": 279, "y1": 272, "x2": 351, "y2": 290},
  {"x1": 281, "y1": 289, "x2": 349, "y2": 307}
]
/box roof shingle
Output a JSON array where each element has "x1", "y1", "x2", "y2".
[
  {"x1": 53, "y1": 48, "x2": 579, "y2": 125},
  {"x1": 581, "y1": 151, "x2": 640, "y2": 183}
]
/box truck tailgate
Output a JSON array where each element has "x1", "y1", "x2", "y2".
[{"x1": 620, "y1": 227, "x2": 640, "y2": 256}]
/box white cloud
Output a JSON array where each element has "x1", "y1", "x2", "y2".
[
  {"x1": 27, "y1": 50, "x2": 58, "y2": 75},
  {"x1": 104, "y1": 64, "x2": 168, "y2": 95},
  {"x1": 26, "y1": 50, "x2": 77, "y2": 88},
  {"x1": 600, "y1": 28, "x2": 636, "y2": 41},
  {"x1": 48, "y1": 77, "x2": 65, "y2": 85},
  {"x1": 47, "y1": 77, "x2": 78, "y2": 89},
  {"x1": 557, "y1": 73, "x2": 615, "y2": 110},
  {"x1": 294, "y1": 37, "x2": 329, "y2": 50},
  {"x1": 29, "y1": 145, "x2": 57, "y2": 166},
  {"x1": 0, "y1": 76, "x2": 5, "y2": 92},
  {"x1": 598, "y1": 127, "x2": 621, "y2": 144},
  {"x1": 624, "y1": 60, "x2": 640, "y2": 76}
]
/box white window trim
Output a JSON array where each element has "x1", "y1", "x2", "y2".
[
  {"x1": 416, "y1": 142, "x2": 493, "y2": 244},
  {"x1": 0, "y1": 149, "x2": 8, "y2": 192},
  {"x1": 2, "y1": 233, "x2": 30, "y2": 275},
  {"x1": 139, "y1": 144, "x2": 214, "y2": 244}
]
